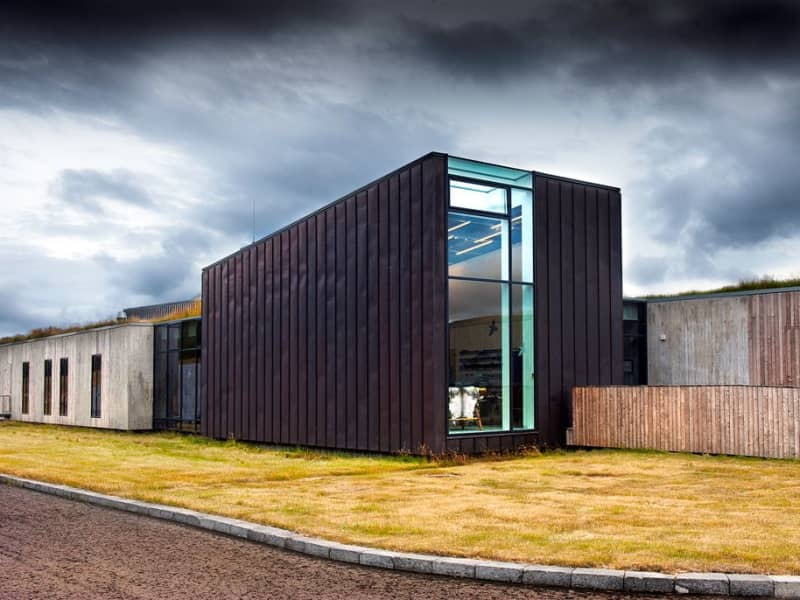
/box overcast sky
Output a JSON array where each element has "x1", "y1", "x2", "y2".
[{"x1": 1, "y1": 0, "x2": 799, "y2": 336}]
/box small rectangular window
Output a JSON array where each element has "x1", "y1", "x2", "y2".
[
  {"x1": 59, "y1": 358, "x2": 68, "y2": 416},
  {"x1": 91, "y1": 354, "x2": 102, "y2": 418},
  {"x1": 449, "y1": 179, "x2": 508, "y2": 214},
  {"x1": 448, "y1": 212, "x2": 508, "y2": 280},
  {"x1": 43, "y1": 359, "x2": 52, "y2": 415},
  {"x1": 623, "y1": 303, "x2": 641, "y2": 321},
  {"x1": 21, "y1": 362, "x2": 29, "y2": 415}
]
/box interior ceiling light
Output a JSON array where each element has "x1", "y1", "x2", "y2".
[
  {"x1": 448, "y1": 220, "x2": 471, "y2": 233},
  {"x1": 474, "y1": 231, "x2": 502, "y2": 244},
  {"x1": 455, "y1": 240, "x2": 493, "y2": 256}
]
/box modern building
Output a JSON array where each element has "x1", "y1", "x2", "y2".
[
  {"x1": 201, "y1": 152, "x2": 623, "y2": 453},
  {"x1": 0, "y1": 323, "x2": 154, "y2": 430}
]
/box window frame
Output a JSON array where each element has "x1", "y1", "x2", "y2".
[
  {"x1": 59, "y1": 357, "x2": 68, "y2": 416},
  {"x1": 446, "y1": 173, "x2": 536, "y2": 436},
  {"x1": 21, "y1": 362, "x2": 29, "y2": 415},
  {"x1": 43, "y1": 359, "x2": 52, "y2": 415},
  {"x1": 91, "y1": 354, "x2": 102, "y2": 419}
]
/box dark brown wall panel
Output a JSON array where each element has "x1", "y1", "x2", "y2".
[
  {"x1": 202, "y1": 154, "x2": 448, "y2": 453},
  {"x1": 534, "y1": 175, "x2": 623, "y2": 446},
  {"x1": 366, "y1": 185, "x2": 380, "y2": 452},
  {"x1": 306, "y1": 217, "x2": 317, "y2": 446},
  {"x1": 200, "y1": 269, "x2": 210, "y2": 433},
  {"x1": 202, "y1": 156, "x2": 620, "y2": 453}
]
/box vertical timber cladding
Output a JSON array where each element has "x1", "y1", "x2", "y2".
[
  {"x1": 534, "y1": 174, "x2": 623, "y2": 446},
  {"x1": 748, "y1": 290, "x2": 800, "y2": 387},
  {"x1": 201, "y1": 154, "x2": 448, "y2": 453}
]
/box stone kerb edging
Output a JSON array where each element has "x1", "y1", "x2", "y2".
[{"x1": 2, "y1": 474, "x2": 798, "y2": 598}]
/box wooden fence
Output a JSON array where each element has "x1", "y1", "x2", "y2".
[{"x1": 571, "y1": 385, "x2": 800, "y2": 459}]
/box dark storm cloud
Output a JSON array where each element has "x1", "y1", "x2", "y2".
[
  {"x1": 51, "y1": 169, "x2": 153, "y2": 213},
  {"x1": 0, "y1": 0, "x2": 350, "y2": 42},
  {"x1": 406, "y1": 0, "x2": 800, "y2": 83},
  {"x1": 624, "y1": 92, "x2": 800, "y2": 288}
]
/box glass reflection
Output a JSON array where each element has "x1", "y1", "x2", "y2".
[
  {"x1": 450, "y1": 179, "x2": 507, "y2": 214},
  {"x1": 448, "y1": 279, "x2": 509, "y2": 433},
  {"x1": 511, "y1": 188, "x2": 534, "y2": 283},
  {"x1": 448, "y1": 212, "x2": 508, "y2": 280},
  {"x1": 511, "y1": 284, "x2": 535, "y2": 429}
]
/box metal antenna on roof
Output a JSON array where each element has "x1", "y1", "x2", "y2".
[{"x1": 252, "y1": 198, "x2": 256, "y2": 243}]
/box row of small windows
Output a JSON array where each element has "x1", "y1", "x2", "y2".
[{"x1": 20, "y1": 355, "x2": 102, "y2": 418}]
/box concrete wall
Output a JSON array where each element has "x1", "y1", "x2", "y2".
[
  {"x1": 647, "y1": 289, "x2": 800, "y2": 387},
  {"x1": 648, "y1": 296, "x2": 750, "y2": 385},
  {"x1": 0, "y1": 323, "x2": 154, "y2": 430}
]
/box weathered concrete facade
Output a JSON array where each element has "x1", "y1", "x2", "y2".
[
  {"x1": 647, "y1": 288, "x2": 800, "y2": 386},
  {"x1": 0, "y1": 323, "x2": 154, "y2": 430}
]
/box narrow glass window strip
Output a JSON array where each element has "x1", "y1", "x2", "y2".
[
  {"x1": 91, "y1": 354, "x2": 102, "y2": 418},
  {"x1": 448, "y1": 156, "x2": 533, "y2": 189},
  {"x1": 21, "y1": 362, "x2": 29, "y2": 415},
  {"x1": 511, "y1": 188, "x2": 534, "y2": 283},
  {"x1": 43, "y1": 359, "x2": 52, "y2": 415},
  {"x1": 512, "y1": 284, "x2": 535, "y2": 430},
  {"x1": 449, "y1": 179, "x2": 508, "y2": 215},
  {"x1": 59, "y1": 358, "x2": 68, "y2": 416}
]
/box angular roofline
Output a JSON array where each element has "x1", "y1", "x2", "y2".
[{"x1": 202, "y1": 151, "x2": 622, "y2": 272}]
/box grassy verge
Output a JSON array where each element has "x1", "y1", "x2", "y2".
[{"x1": 1, "y1": 421, "x2": 798, "y2": 574}]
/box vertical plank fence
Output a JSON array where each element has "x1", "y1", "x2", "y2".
[{"x1": 571, "y1": 385, "x2": 800, "y2": 459}]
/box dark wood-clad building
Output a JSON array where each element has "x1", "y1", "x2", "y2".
[{"x1": 201, "y1": 153, "x2": 622, "y2": 454}]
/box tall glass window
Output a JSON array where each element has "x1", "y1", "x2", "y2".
[
  {"x1": 447, "y1": 157, "x2": 534, "y2": 435},
  {"x1": 58, "y1": 358, "x2": 68, "y2": 416},
  {"x1": 21, "y1": 362, "x2": 29, "y2": 415},
  {"x1": 91, "y1": 354, "x2": 102, "y2": 419},
  {"x1": 43, "y1": 359, "x2": 52, "y2": 415}
]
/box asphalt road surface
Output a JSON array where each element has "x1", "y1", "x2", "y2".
[{"x1": 0, "y1": 484, "x2": 721, "y2": 599}]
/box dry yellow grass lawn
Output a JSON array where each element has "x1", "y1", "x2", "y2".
[{"x1": 1, "y1": 421, "x2": 798, "y2": 574}]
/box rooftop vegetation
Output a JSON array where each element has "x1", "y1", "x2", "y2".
[
  {"x1": 643, "y1": 274, "x2": 800, "y2": 300},
  {"x1": 0, "y1": 299, "x2": 202, "y2": 345}
]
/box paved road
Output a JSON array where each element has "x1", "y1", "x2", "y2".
[{"x1": 0, "y1": 485, "x2": 718, "y2": 599}]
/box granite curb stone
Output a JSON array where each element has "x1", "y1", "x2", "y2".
[
  {"x1": 624, "y1": 571, "x2": 675, "y2": 594},
  {"x1": 392, "y1": 552, "x2": 435, "y2": 574},
  {"x1": 326, "y1": 542, "x2": 363, "y2": 565},
  {"x1": 359, "y1": 549, "x2": 395, "y2": 569},
  {"x1": 474, "y1": 560, "x2": 524, "y2": 583},
  {"x1": 728, "y1": 574, "x2": 774, "y2": 597},
  {"x1": 433, "y1": 557, "x2": 480, "y2": 578},
  {"x1": 246, "y1": 524, "x2": 288, "y2": 548},
  {"x1": 2, "y1": 473, "x2": 799, "y2": 597},
  {"x1": 772, "y1": 576, "x2": 800, "y2": 598},
  {"x1": 522, "y1": 565, "x2": 573, "y2": 588},
  {"x1": 675, "y1": 573, "x2": 730, "y2": 595},
  {"x1": 572, "y1": 568, "x2": 625, "y2": 591}
]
